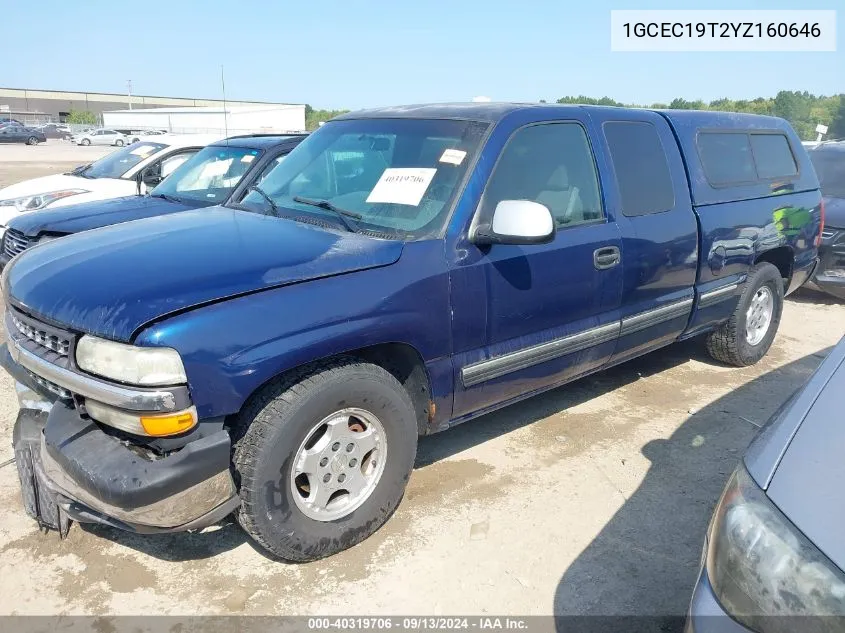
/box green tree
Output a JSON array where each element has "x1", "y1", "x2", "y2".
[
  {"x1": 305, "y1": 108, "x2": 349, "y2": 131},
  {"x1": 830, "y1": 96, "x2": 845, "y2": 139},
  {"x1": 66, "y1": 110, "x2": 97, "y2": 125}
]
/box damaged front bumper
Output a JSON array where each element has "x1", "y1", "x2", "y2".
[
  {"x1": 3, "y1": 341, "x2": 240, "y2": 535},
  {"x1": 13, "y1": 403, "x2": 239, "y2": 534}
]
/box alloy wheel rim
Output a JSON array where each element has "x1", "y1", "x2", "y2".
[
  {"x1": 745, "y1": 286, "x2": 774, "y2": 346},
  {"x1": 289, "y1": 407, "x2": 387, "y2": 522}
]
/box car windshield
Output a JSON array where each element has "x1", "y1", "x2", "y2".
[
  {"x1": 150, "y1": 144, "x2": 264, "y2": 204},
  {"x1": 80, "y1": 142, "x2": 168, "y2": 180},
  {"x1": 237, "y1": 118, "x2": 488, "y2": 239},
  {"x1": 810, "y1": 150, "x2": 845, "y2": 199}
]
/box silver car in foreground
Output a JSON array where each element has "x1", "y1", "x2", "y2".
[{"x1": 688, "y1": 337, "x2": 845, "y2": 631}]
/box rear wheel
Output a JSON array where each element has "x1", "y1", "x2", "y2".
[
  {"x1": 26, "y1": 136, "x2": 38, "y2": 145},
  {"x1": 232, "y1": 357, "x2": 417, "y2": 561},
  {"x1": 115, "y1": 139, "x2": 124, "y2": 147},
  {"x1": 705, "y1": 262, "x2": 784, "y2": 366}
]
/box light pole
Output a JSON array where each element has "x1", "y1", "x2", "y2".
[{"x1": 127, "y1": 80, "x2": 133, "y2": 110}]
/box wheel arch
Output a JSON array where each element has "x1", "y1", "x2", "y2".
[
  {"x1": 232, "y1": 342, "x2": 434, "y2": 437},
  {"x1": 755, "y1": 245, "x2": 794, "y2": 291}
]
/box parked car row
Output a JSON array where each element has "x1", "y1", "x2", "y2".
[
  {"x1": 0, "y1": 133, "x2": 222, "y2": 232},
  {"x1": 0, "y1": 133, "x2": 306, "y2": 263}
]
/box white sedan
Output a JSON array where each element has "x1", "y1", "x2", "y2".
[
  {"x1": 71, "y1": 128, "x2": 128, "y2": 146},
  {"x1": 0, "y1": 134, "x2": 223, "y2": 235}
]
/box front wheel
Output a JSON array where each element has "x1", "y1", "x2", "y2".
[
  {"x1": 115, "y1": 139, "x2": 124, "y2": 147},
  {"x1": 232, "y1": 357, "x2": 418, "y2": 561},
  {"x1": 80, "y1": 138, "x2": 90, "y2": 146},
  {"x1": 706, "y1": 262, "x2": 784, "y2": 366},
  {"x1": 26, "y1": 136, "x2": 38, "y2": 145}
]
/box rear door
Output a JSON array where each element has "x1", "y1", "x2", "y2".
[
  {"x1": 588, "y1": 109, "x2": 698, "y2": 365},
  {"x1": 450, "y1": 112, "x2": 623, "y2": 419}
]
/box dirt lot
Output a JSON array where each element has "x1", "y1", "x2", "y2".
[
  {"x1": 0, "y1": 140, "x2": 113, "y2": 189},
  {"x1": 0, "y1": 155, "x2": 842, "y2": 619}
]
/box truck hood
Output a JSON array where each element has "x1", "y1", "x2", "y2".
[
  {"x1": 822, "y1": 196, "x2": 845, "y2": 230},
  {"x1": 6, "y1": 207, "x2": 404, "y2": 341},
  {"x1": 8, "y1": 195, "x2": 197, "y2": 238}
]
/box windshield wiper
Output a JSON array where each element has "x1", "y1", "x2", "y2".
[
  {"x1": 67, "y1": 163, "x2": 93, "y2": 178},
  {"x1": 247, "y1": 184, "x2": 280, "y2": 217},
  {"x1": 151, "y1": 193, "x2": 182, "y2": 204},
  {"x1": 293, "y1": 196, "x2": 362, "y2": 233}
]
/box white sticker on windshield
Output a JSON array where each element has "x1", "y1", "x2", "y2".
[
  {"x1": 241, "y1": 154, "x2": 256, "y2": 163},
  {"x1": 439, "y1": 149, "x2": 467, "y2": 165},
  {"x1": 366, "y1": 168, "x2": 437, "y2": 206},
  {"x1": 130, "y1": 145, "x2": 156, "y2": 156},
  {"x1": 200, "y1": 159, "x2": 233, "y2": 178}
]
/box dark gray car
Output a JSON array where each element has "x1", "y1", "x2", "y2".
[
  {"x1": 0, "y1": 125, "x2": 46, "y2": 145},
  {"x1": 687, "y1": 336, "x2": 845, "y2": 631}
]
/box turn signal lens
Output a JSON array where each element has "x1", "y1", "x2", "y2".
[
  {"x1": 140, "y1": 410, "x2": 197, "y2": 437},
  {"x1": 85, "y1": 399, "x2": 197, "y2": 437}
]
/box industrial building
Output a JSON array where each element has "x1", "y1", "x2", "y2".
[
  {"x1": 103, "y1": 105, "x2": 306, "y2": 135},
  {"x1": 0, "y1": 87, "x2": 304, "y2": 126}
]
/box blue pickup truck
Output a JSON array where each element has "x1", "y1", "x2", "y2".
[{"x1": 0, "y1": 103, "x2": 822, "y2": 562}]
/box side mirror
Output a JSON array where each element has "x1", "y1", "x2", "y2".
[
  {"x1": 142, "y1": 169, "x2": 162, "y2": 188},
  {"x1": 472, "y1": 200, "x2": 555, "y2": 245}
]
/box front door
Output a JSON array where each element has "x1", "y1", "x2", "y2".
[{"x1": 450, "y1": 117, "x2": 623, "y2": 420}]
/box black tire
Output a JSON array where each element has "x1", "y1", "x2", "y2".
[
  {"x1": 26, "y1": 136, "x2": 38, "y2": 145},
  {"x1": 232, "y1": 357, "x2": 417, "y2": 562},
  {"x1": 706, "y1": 262, "x2": 784, "y2": 367},
  {"x1": 80, "y1": 138, "x2": 90, "y2": 146},
  {"x1": 115, "y1": 139, "x2": 124, "y2": 147}
]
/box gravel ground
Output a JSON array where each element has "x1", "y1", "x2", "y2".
[{"x1": 0, "y1": 157, "x2": 842, "y2": 622}]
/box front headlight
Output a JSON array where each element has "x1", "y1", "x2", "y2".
[
  {"x1": 75, "y1": 335, "x2": 188, "y2": 386},
  {"x1": 707, "y1": 465, "x2": 845, "y2": 631},
  {"x1": 0, "y1": 189, "x2": 89, "y2": 212}
]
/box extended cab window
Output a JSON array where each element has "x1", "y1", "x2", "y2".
[
  {"x1": 482, "y1": 122, "x2": 603, "y2": 228},
  {"x1": 750, "y1": 133, "x2": 798, "y2": 179},
  {"x1": 604, "y1": 121, "x2": 674, "y2": 216}
]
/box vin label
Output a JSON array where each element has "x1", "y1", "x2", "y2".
[{"x1": 611, "y1": 10, "x2": 836, "y2": 52}]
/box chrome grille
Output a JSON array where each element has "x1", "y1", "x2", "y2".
[
  {"x1": 25, "y1": 369, "x2": 71, "y2": 399},
  {"x1": 821, "y1": 228, "x2": 837, "y2": 240},
  {"x1": 3, "y1": 230, "x2": 34, "y2": 258},
  {"x1": 9, "y1": 310, "x2": 70, "y2": 356}
]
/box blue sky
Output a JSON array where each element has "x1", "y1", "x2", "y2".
[{"x1": 2, "y1": 0, "x2": 841, "y2": 109}]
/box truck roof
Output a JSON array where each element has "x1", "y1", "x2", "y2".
[
  {"x1": 213, "y1": 133, "x2": 309, "y2": 150},
  {"x1": 334, "y1": 102, "x2": 791, "y2": 129}
]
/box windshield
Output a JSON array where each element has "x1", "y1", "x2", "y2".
[
  {"x1": 80, "y1": 142, "x2": 167, "y2": 180},
  {"x1": 150, "y1": 145, "x2": 263, "y2": 204},
  {"x1": 810, "y1": 150, "x2": 845, "y2": 199},
  {"x1": 237, "y1": 118, "x2": 488, "y2": 239}
]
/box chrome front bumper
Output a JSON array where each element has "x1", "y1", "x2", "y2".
[{"x1": 13, "y1": 403, "x2": 239, "y2": 533}]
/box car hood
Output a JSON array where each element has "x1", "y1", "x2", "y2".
[
  {"x1": 8, "y1": 195, "x2": 198, "y2": 238},
  {"x1": 0, "y1": 173, "x2": 126, "y2": 200},
  {"x1": 823, "y1": 196, "x2": 845, "y2": 230},
  {"x1": 762, "y1": 345, "x2": 845, "y2": 571},
  {"x1": 6, "y1": 207, "x2": 404, "y2": 342}
]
